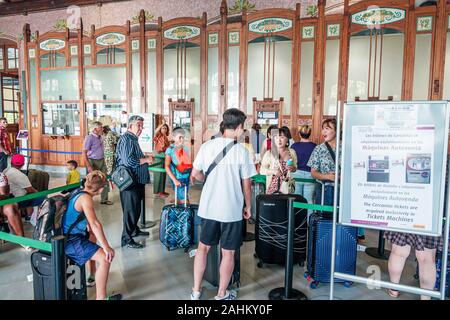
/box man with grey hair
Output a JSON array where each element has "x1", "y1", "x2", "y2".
[
  {"x1": 83, "y1": 121, "x2": 111, "y2": 205},
  {"x1": 115, "y1": 115, "x2": 154, "y2": 249}
]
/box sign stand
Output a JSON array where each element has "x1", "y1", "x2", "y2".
[
  {"x1": 329, "y1": 101, "x2": 450, "y2": 300},
  {"x1": 365, "y1": 231, "x2": 390, "y2": 260},
  {"x1": 269, "y1": 197, "x2": 307, "y2": 300}
]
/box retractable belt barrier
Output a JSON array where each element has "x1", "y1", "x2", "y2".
[
  {"x1": 251, "y1": 174, "x2": 316, "y2": 185},
  {"x1": 0, "y1": 231, "x2": 52, "y2": 252},
  {"x1": 17, "y1": 148, "x2": 82, "y2": 155}
]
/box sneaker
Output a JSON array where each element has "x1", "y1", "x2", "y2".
[
  {"x1": 20, "y1": 245, "x2": 33, "y2": 252},
  {"x1": 215, "y1": 290, "x2": 237, "y2": 300},
  {"x1": 86, "y1": 276, "x2": 96, "y2": 287},
  {"x1": 190, "y1": 289, "x2": 202, "y2": 300},
  {"x1": 105, "y1": 293, "x2": 122, "y2": 300}
]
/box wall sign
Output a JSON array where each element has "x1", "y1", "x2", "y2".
[
  {"x1": 39, "y1": 39, "x2": 65, "y2": 51},
  {"x1": 248, "y1": 18, "x2": 292, "y2": 34},
  {"x1": 351, "y1": 8, "x2": 406, "y2": 26},
  {"x1": 96, "y1": 33, "x2": 126, "y2": 46},
  {"x1": 164, "y1": 26, "x2": 201, "y2": 40},
  {"x1": 339, "y1": 101, "x2": 450, "y2": 236}
]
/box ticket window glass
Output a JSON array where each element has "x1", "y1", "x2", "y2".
[
  {"x1": 42, "y1": 103, "x2": 80, "y2": 136},
  {"x1": 1, "y1": 75, "x2": 19, "y2": 123},
  {"x1": 85, "y1": 102, "x2": 127, "y2": 134}
]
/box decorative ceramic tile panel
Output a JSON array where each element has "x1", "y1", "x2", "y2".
[
  {"x1": 228, "y1": 31, "x2": 240, "y2": 45},
  {"x1": 70, "y1": 45, "x2": 78, "y2": 56},
  {"x1": 302, "y1": 26, "x2": 315, "y2": 39},
  {"x1": 29, "y1": 48, "x2": 35, "y2": 58},
  {"x1": 132, "y1": 39, "x2": 139, "y2": 51},
  {"x1": 327, "y1": 24, "x2": 340, "y2": 37},
  {"x1": 208, "y1": 33, "x2": 219, "y2": 45},
  {"x1": 417, "y1": 16, "x2": 433, "y2": 32},
  {"x1": 83, "y1": 44, "x2": 91, "y2": 54},
  {"x1": 147, "y1": 39, "x2": 156, "y2": 49}
]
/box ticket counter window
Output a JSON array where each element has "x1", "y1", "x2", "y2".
[
  {"x1": 42, "y1": 103, "x2": 80, "y2": 136},
  {"x1": 86, "y1": 102, "x2": 127, "y2": 134}
]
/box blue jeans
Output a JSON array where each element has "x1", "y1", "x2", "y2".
[
  {"x1": 315, "y1": 183, "x2": 335, "y2": 206},
  {"x1": 292, "y1": 170, "x2": 315, "y2": 220}
]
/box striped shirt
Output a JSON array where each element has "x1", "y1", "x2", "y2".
[{"x1": 115, "y1": 131, "x2": 150, "y2": 184}]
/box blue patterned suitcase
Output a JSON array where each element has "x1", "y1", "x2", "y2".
[
  {"x1": 160, "y1": 203, "x2": 196, "y2": 251},
  {"x1": 305, "y1": 212, "x2": 358, "y2": 289}
]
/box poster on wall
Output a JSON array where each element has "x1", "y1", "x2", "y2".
[
  {"x1": 133, "y1": 113, "x2": 154, "y2": 154},
  {"x1": 339, "y1": 102, "x2": 449, "y2": 236}
]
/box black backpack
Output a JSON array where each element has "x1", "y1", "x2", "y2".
[{"x1": 33, "y1": 189, "x2": 86, "y2": 243}]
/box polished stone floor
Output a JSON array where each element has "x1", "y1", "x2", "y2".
[{"x1": 0, "y1": 178, "x2": 427, "y2": 300}]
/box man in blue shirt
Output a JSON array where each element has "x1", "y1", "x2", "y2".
[{"x1": 116, "y1": 115, "x2": 154, "y2": 249}]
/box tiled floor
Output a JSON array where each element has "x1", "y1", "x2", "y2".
[{"x1": 0, "y1": 178, "x2": 426, "y2": 300}]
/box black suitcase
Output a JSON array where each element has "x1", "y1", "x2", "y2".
[
  {"x1": 255, "y1": 194, "x2": 308, "y2": 267},
  {"x1": 204, "y1": 245, "x2": 241, "y2": 288},
  {"x1": 31, "y1": 251, "x2": 87, "y2": 300}
]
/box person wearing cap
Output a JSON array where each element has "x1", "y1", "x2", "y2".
[
  {"x1": 83, "y1": 121, "x2": 112, "y2": 205},
  {"x1": 3, "y1": 154, "x2": 45, "y2": 218},
  {"x1": 115, "y1": 115, "x2": 154, "y2": 249}
]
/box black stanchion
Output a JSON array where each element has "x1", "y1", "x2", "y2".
[
  {"x1": 365, "y1": 230, "x2": 391, "y2": 260},
  {"x1": 51, "y1": 235, "x2": 67, "y2": 300},
  {"x1": 242, "y1": 218, "x2": 255, "y2": 242},
  {"x1": 139, "y1": 188, "x2": 156, "y2": 229},
  {"x1": 269, "y1": 198, "x2": 307, "y2": 300}
]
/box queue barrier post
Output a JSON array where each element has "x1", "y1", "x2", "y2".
[
  {"x1": 51, "y1": 235, "x2": 67, "y2": 300},
  {"x1": 268, "y1": 197, "x2": 307, "y2": 300}
]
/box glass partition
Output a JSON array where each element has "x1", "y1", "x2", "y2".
[
  {"x1": 163, "y1": 45, "x2": 201, "y2": 115},
  {"x1": 131, "y1": 52, "x2": 140, "y2": 114},
  {"x1": 228, "y1": 46, "x2": 240, "y2": 110},
  {"x1": 85, "y1": 102, "x2": 127, "y2": 134},
  {"x1": 42, "y1": 103, "x2": 80, "y2": 135},
  {"x1": 0, "y1": 48, "x2": 4, "y2": 70},
  {"x1": 40, "y1": 68, "x2": 79, "y2": 101},
  {"x1": 1, "y1": 76, "x2": 19, "y2": 123},
  {"x1": 348, "y1": 31, "x2": 404, "y2": 101},
  {"x1": 208, "y1": 47, "x2": 219, "y2": 115},
  {"x1": 84, "y1": 67, "x2": 126, "y2": 101},
  {"x1": 30, "y1": 59, "x2": 38, "y2": 115},
  {"x1": 96, "y1": 48, "x2": 126, "y2": 65},
  {"x1": 247, "y1": 38, "x2": 292, "y2": 114},
  {"x1": 299, "y1": 41, "x2": 314, "y2": 115},
  {"x1": 40, "y1": 52, "x2": 65, "y2": 68},
  {"x1": 324, "y1": 39, "x2": 340, "y2": 115},
  {"x1": 413, "y1": 34, "x2": 432, "y2": 100},
  {"x1": 444, "y1": 33, "x2": 450, "y2": 99},
  {"x1": 147, "y1": 50, "x2": 157, "y2": 114}
]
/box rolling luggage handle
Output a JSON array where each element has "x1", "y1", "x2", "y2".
[{"x1": 174, "y1": 184, "x2": 188, "y2": 206}]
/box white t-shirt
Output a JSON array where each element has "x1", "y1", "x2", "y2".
[
  {"x1": 3, "y1": 167, "x2": 32, "y2": 197},
  {"x1": 193, "y1": 137, "x2": 257, "y2": 223}
]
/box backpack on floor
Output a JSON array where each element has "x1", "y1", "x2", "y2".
[{"x1": 33, "y1": 189, "x2": 86, "y2": 243}]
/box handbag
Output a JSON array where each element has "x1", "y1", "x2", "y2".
[
  {"x1": 111, "y1": 165, "x2": 135, "y2": 191},
  {"x1": 275, "y1": 159, "x2": 291, "y2": 194}
]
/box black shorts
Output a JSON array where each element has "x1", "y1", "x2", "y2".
[{"x1": 200, "y1": 218, "x2": 242, "y2": 251}]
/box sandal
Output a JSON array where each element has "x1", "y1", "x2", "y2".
[
  {"x1": 388, "y1": 289, "x2": 400, "y2": 298},
  {"x1": 101, "y1": 200, "x2": 113, "y2": 205}
]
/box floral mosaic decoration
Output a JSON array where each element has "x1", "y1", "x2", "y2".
[
  {"x1": 131, "y1": 10, "x2": 155, "y2": 24},
  {"x1": 306, "y1": 5, "x2": 318, "y2": 17},
  {"x1": 53, "y1": 19, "x2": 68, "y2": 31},
  {"x1": 229, "y1": 0, "x2": 256, "y2": 14}
]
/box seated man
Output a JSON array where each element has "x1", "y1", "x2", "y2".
[
  {"x1": 0, "y1": 171, "x2": 28, "y2": 249},
  {"x1": 3, "y1": 154, "x2": 45, "y2": 219}
]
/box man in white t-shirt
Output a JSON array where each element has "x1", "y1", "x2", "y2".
[
  {"x1": 0, "y1": 172, "x2": 25, "y2": 239},
  {"x1": 3, "y1": 154, "x2": 45, "y2": 218},
  {"x1": 190, "y1": 108, "x2": 257, "y2": 300}
]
